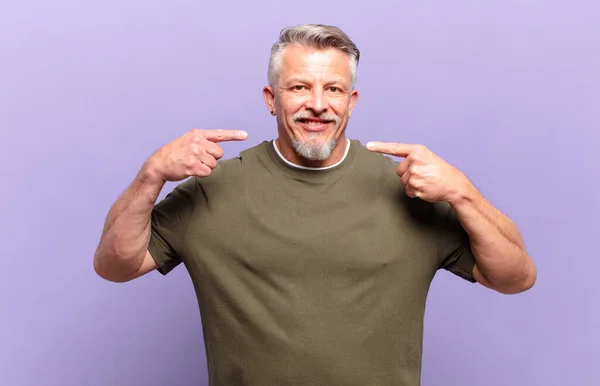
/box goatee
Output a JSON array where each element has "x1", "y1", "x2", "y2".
[{"x1": 292, "y1": 133, "x2": 337, "y2": 161}]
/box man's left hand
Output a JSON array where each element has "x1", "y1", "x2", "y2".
[{"x1": 366, "y1": 141, "x2": 473, "y2": 204}]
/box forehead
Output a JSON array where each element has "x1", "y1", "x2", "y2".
[{"x1": 279, "y1": 45, "x2": 351, "y2": 84}]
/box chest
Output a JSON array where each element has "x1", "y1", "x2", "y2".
[{"x1": 186, "y1": 176, "x2": 439, "y2": 291}]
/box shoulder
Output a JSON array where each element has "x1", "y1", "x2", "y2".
[
  {"x1": 351, "y1": 140, "x2": 451, "y2": 221},
  {"x1": 350, "y1": 139, "x2": 399, "y2": 168},
  {"x1": 195, "y1": 141, "x2": 269, "y2": 190},
  {"x1": 350, "y1": 139, "x2": 401, "y2": 187}
]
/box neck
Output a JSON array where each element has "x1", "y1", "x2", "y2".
[{"x1": 275, "y1": 135, "x2": 348, "y2": 168}]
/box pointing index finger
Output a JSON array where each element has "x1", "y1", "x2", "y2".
[
  {"x1": 200, "y1": 129, "x2": 248, "y2": 142},
  {"x1": 366, "y1": 141, "x2": 415, "y2": 157}
]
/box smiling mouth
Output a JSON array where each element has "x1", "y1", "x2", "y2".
[
  {"x1": 296, "y1": 118, "x2": 333, "y2": 132},
  {"x1": 298, "y1": 118, "x2": 331, "y2": 124}
]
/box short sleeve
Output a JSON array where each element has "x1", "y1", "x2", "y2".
[
  {"x1": 148, "y1": 177, "x2": 198, "y2": 275},
  {"x1": 436, "y1": 202, "x2": 477, "y2": 283}
]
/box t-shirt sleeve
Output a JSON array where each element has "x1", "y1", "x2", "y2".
[
  {"x1": 148, "y1": 177, "x2": 198, "y2": 275},
  {"x1": 435, "y1": 202, "x2": 477, "y2": 283}
]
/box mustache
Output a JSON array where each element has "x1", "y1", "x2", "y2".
[{"x1": 292, "y1": 111, "x2": 341, "y2": 126}]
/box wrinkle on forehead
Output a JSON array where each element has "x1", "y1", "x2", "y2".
[{"x1": 280, "y1": 45, "x2": 352, "y2": 86}]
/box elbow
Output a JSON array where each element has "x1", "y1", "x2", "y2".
[
  {"x1": 498, "y1": 258, "x2": 537, "y2": 295},
  {"x1": 93, "y1": 250, "x2": 116, "y2": 282},
  {"x1": 93, "y1": 248, "x2": 107, "y2": 278},
  {"x1": 93, "y1": 248, "x2": 134, "y2": 283},
  {"x1": 498, "y1": 273, "x2": 535, "y2": 295},
  {"x1": 474, "y1": 253, "x2": 537, "y2": 295},
  {"x1": 514, "y1": 251, "x2": 537, "y2": 293},
  {"x1": 518, "y1": 262, "x2": 537, "y2": 293}
]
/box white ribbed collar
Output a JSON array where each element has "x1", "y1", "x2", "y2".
[{"x1": 272, "y1": 138, "x2": 351, "y2": 170}]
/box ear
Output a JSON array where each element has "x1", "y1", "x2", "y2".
[
  {"x1": 348, "y1": 89, "x2": 359, "y2": 118},
  {"x1": 262, "y1": 85, "x2": 276, "y2": 116}
]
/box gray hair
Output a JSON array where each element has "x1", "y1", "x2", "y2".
[{"x1": 267, "y1": 24, "x2": 360, "y2": 88}]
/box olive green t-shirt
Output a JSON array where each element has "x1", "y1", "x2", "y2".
[{"x1": 148, "y1": 139, "x2": 476, "y2": 386}]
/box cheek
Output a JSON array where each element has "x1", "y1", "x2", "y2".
[
  {"x1": 332, "y1": 93, "x2": 352, "y2": 107},
  {"x1": 282, "y1": 99, "x2": 306, "y2": 117},
  {"x1": 331, "y1": 100, "x2": 350, "y2": 116}
]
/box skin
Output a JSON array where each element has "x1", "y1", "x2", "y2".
[
  {"x1": 95, "y1": 42, "x2": 536, "y2": 294},
  {"x1": 365, "y1": 142, "x2": 537, "y2": 294},
  {"x1": 263, "y1": 44, "x2": 536, "y2": 294},
  {"x1": 93, "y1": 129, "x2": 248, "y2": 282},
  {"x1": 262, "y1": 45, "x2": 359, "y2": 168}
]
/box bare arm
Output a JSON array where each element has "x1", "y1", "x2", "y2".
[
  {"x1": 93, "y1": 128, "x2": 248, "y2": 283},
  {"x1": 366, "y1": 141, "x2": 536, "y2": 294},
  {"x1": 93, "y1": 164, "x2": 164, "y2": 282},
  {"x1": 448, "y1": 186, "x2": 536, "y2": 294}
]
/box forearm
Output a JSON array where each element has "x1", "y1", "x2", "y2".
[
  {"x1": 449, "y1": 184, "x2": 536, "y2": 293},
  {"x1": 94, "y1": 164, "x2": 165, "y2": 279}
]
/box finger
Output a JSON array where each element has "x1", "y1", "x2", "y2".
[
  {"x1": 366, "y1": 142, "x2": 416, "y2": 157},
  {"x1": 404, "y1": 177, "x2": 419, "y2": 198},
  {"x1": 193, "y1": 163, "x2": 212, "y2": 178},
  {"x1": 200, "y1": 129, "x2": 248, "y2": 143},
  {"x1": 405, "y1": 184, "x2": 417, "y2": 198},
  {"x1": 397, "y1": 158, "x2": 410, "y2": 176},
  {"x1": 408, "y1": 189, "x2": 421, "y2": 199},
  {"x1": 204, "y1": 142, "x2": 225, "y2": 160},
  {"x1": 401, "y1": 171, "x2": 410, "y2": 187},
  {"x1": 200, "y1": 152, "x2": 218, "y2": 169}
]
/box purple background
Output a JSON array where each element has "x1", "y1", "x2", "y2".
[{"x1": 1, "y1": 1, "x2": 599, "y2": 385}]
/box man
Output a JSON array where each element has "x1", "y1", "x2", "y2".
[{"x1": 94, "y1": 24, "x2": 536, "y2": 385}]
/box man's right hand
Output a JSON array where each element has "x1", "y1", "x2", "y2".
[
  {"x1": 144, "y1": 128, "x2": 248, "y2": 182},
  {"x1": 94, "y1": 128, "x2": 248, "y2": 282}
]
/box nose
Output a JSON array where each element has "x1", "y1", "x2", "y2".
[{"x1": 305, "y1": 87, "x2": 329, "y2": 115}]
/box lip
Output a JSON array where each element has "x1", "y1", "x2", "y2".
[{"x1": 298, "y1": 120, "x2": 331, "y2": 132}]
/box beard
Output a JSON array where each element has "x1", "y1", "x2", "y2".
[
  {"x1": 291, "y1": 111, "x2": 342, "y2": 161},
  {"x1": 292, "y1": 133, "x2": 337, "y2": 161}
]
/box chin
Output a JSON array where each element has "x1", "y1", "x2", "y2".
[{"x1": 292, "y1": 133, "x2": 338, "y2": 161}]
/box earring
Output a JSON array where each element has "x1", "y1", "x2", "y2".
[{"x1": 271, "y1": 110, "x2": 275, "y2": 115}]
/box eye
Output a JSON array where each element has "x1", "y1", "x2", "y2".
[
  {"x1": 293, "y1": 85, "x2": 306, "y2": 91},
  {"x1": 328, "y1": 86, "x2": 341, "y2": 93}
]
